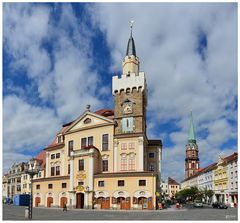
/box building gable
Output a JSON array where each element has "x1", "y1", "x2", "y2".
[{"x1": 64, "y1": 111, "x2": 114, "y2": 133}]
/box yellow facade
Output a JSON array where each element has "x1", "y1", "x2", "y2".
[
  {"x1": 33, "y1": 177, "x2": 69, "y2": 207},
  {"x1": 213, "y1": 156, "x2": 228, "y2": 203},
  {"x1": 32, "y1": 29, "x2": 162, "y2": 210}
]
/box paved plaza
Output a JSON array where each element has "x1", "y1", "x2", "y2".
[{"x1": 2, "y1": 204, "x2": 238, "y2": 221}]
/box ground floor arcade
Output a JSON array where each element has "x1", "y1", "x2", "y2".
[{"x1": 33, "y1": 189, "x2": 156, "y2": 210}]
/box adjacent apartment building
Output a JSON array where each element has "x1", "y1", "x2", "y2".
[
  {"x1": 181, "y1": 152, "x2": 238, "y2": 206},
  {"x1": 31, "y1": 28, "x2": 163, "y2": 210}
]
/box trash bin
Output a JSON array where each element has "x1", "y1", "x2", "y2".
[{"x1": 25, "y1": 207, "x2": 29, "y2": 219}]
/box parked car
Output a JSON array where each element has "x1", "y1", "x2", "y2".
[
  {"x1": 212, "y1": 202, "x2": 228, "y2": 209},
  {"x1": 194, "y1": 200, "x2": 203, "y2": 208}
]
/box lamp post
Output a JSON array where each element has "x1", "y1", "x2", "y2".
[{"x1": 25, "y1": 158, "x2": 40, "y2": 220}]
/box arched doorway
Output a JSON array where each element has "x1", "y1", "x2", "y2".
[
  {"x1": 138, "y1": 197, "x2": 152, "y2": 210},
  {"x1": 47, "y1": 197, "x2": 53, "y2": 208},
  {"x1": 35, "y1": 197, "x2": 41, "y2": 207},
  {"x1": 60, "y1": 197, "x2": 67, "y2": 208},
  {"x1": 76, "y1": 193, "x2": 84, "y2": 209},
  {"x1": 97, "y1": 197, "x2": 110, "y2": 209},
  {"x1": 117, "y1": 197, "x2": 131, "y2": 210}
]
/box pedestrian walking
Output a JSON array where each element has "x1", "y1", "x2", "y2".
[{"x1": 63, "y1": 203, "x2": 67, "y2": 212}]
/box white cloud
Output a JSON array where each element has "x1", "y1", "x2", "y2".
[
  {"x1": 3, "y1": 3, "x2": 111, "y2": 172},
  {"x1": 3, "y1": 3, "x2": 51, "y2": 78},
  {"x1": 2, "y1": 152, "x2": 32, "y2": 174},
  {"x1": 3, "y1": 3, "x2": 108, "y2": 122},
  {"x1": 3, "y1": 3, "x2": 237, "y2": 181},
  {"x1": 3, "y1": 95, "x2": 61, "y2": 153},
  {"x1": 89, "y1": 3, "x2": 237, "y2": 180}
]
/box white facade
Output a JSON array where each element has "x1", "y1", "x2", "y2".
[
  {"x1": 227, "y1": 159, "x2": 238, "y2": 205},
  {"x1": 2, "y1": 175, "x2": 8, "y2": 199},
  {"x1": 160, "y1": 181, "x2": 169, "y2": 197},
  {"x1": 198, "y1": 170, "x2": 214, "y2": 191}
]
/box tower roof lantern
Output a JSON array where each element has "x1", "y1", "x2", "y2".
[{"x1": 126, "y1": 20, "x2": 136, "y2": 57}]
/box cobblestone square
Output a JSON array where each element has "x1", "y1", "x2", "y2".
[{"x1": 2, "y1": 204, "x2": 238, "y2": 221}]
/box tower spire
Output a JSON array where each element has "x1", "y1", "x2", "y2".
[
  {"x1": 126, "y1": 20, "x2": 136, "y2": 56},
  {"x1": 188, "y1": 111, "x2": 196, "y2": 143},
  {"x1": 185, "y1": 111, "x2": 200, "y2": 179}
]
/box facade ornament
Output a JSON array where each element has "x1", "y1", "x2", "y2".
[
  {"x1": 114, "y1": 139, "x2": 119, "y2": 147},
  {"x1": 86, "y1": 104, "x2": 91, "y2": 111},
  {"x1": 138, "y1": 137, "x2": 144, "y2": 144}
]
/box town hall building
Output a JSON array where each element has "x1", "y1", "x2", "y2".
[{"x1": 32, "y1": 26, "x2": 163, "y2": 210}]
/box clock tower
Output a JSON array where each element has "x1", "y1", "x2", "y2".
[
  {"x1": 112, "y1": 23, "x2": 148, "y2": 172},
  {"x1": 185, "y1": 112, "x2": 200, "y2": 178}
]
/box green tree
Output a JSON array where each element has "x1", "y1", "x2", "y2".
[
  {"x1": 188, "y1": 187, "x2": 199, "y2": 201},
  {"x1": 206, "y1": 190, "x2": 214, "y2": 203}
]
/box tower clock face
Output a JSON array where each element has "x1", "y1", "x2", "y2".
[{"x1": 123, "y1": 103, "x2": 133, "y2": 114}]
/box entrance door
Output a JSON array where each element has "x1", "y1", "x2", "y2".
[
  {"x1": 102, "y1": 197, "x2": 110, "y2": 209},
  {"x1": 60, "y1": 197, "x2": 67, "y2": 208},
  {"x1": 35, "y1": 197, "x2": 40, "y2": 207},
  {"x1": 98, "y1": 197, "x2": 110, "y2": 209},
  {"x1": 76, "y1": 193, "x2": 84, "y2": 209},
  {"x1": 138, "y1": 197, "x2": 148, "y2": 209},
  {"x1": 117, "y1": 197, "x2": 130, "y2": 209},
  {"x1": 47, "y1": 197, "x2": 53, "y2": 208},
  {"x1": 148, "y1": 197, "x2": 153, "y2": 209},
  {"x1": 125, "y1": 197, "x2": 131, "y2": 210}
]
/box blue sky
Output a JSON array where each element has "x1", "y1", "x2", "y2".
[{"x1": 3, "y1": 3, "x2": 237, "y2": 182}]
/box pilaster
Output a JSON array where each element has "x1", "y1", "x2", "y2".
[
  {"x1": 61, "y1": 150, "x2": 65, "y2": 175},
  {"x1": 45, "y1": 152, "x2": 49, "y2": 178},
  {"x1": 114, "y1": 139, "x2": 119, "y2": 172},
  {"x1": 69, "y1": 152, "x2": 74, "y2": 192},
  {"x1": 138, "y1": 136, "x2": 144, "y2": 171}
]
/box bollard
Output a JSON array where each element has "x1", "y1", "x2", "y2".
[{"x1": 25, "y1": 207, "x2": 29, "y2": 219}]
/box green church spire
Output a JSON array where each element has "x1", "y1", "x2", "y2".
[{"x1": 188, "y1": 111, "x2": 196, "y2": 143}]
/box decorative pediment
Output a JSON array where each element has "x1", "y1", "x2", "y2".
[{"x1": 64, "y1": 111, "x2": 114, "y2": 133}]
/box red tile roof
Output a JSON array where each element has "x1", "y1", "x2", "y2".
[
  {"x1": 35, "y1": 150, "x2": 46, "y2": 169},
  {"x1": 95, "y1": 109, "x2": 114, "y2": 119},
  {"x1": 223, "y1": 152, "x2": 238, "y2": 163},
  {"x1": 197, "y1": 168, "x2": 204, "y2": 172},
  {"x1": 168, "y1": 177, "x2": 180, "y2": 185}
]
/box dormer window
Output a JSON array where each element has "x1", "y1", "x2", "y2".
[
  {"x1": 84, "y1": 118, "x2": 91, "y2": 124},
  {"x1": 57, "y1": 136, "x2": 61, "y2": 143}
]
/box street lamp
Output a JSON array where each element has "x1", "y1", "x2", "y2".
[{"x1": 25, "y1": 158, "x2": 40, "y2": 220}]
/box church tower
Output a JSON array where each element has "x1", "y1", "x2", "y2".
[
  {"x1": 112, "y1": 22, "x2": 148, "y2": 172},
  {"x1": 185, "y1": 112, "x2": 200, "y2": 178}
]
